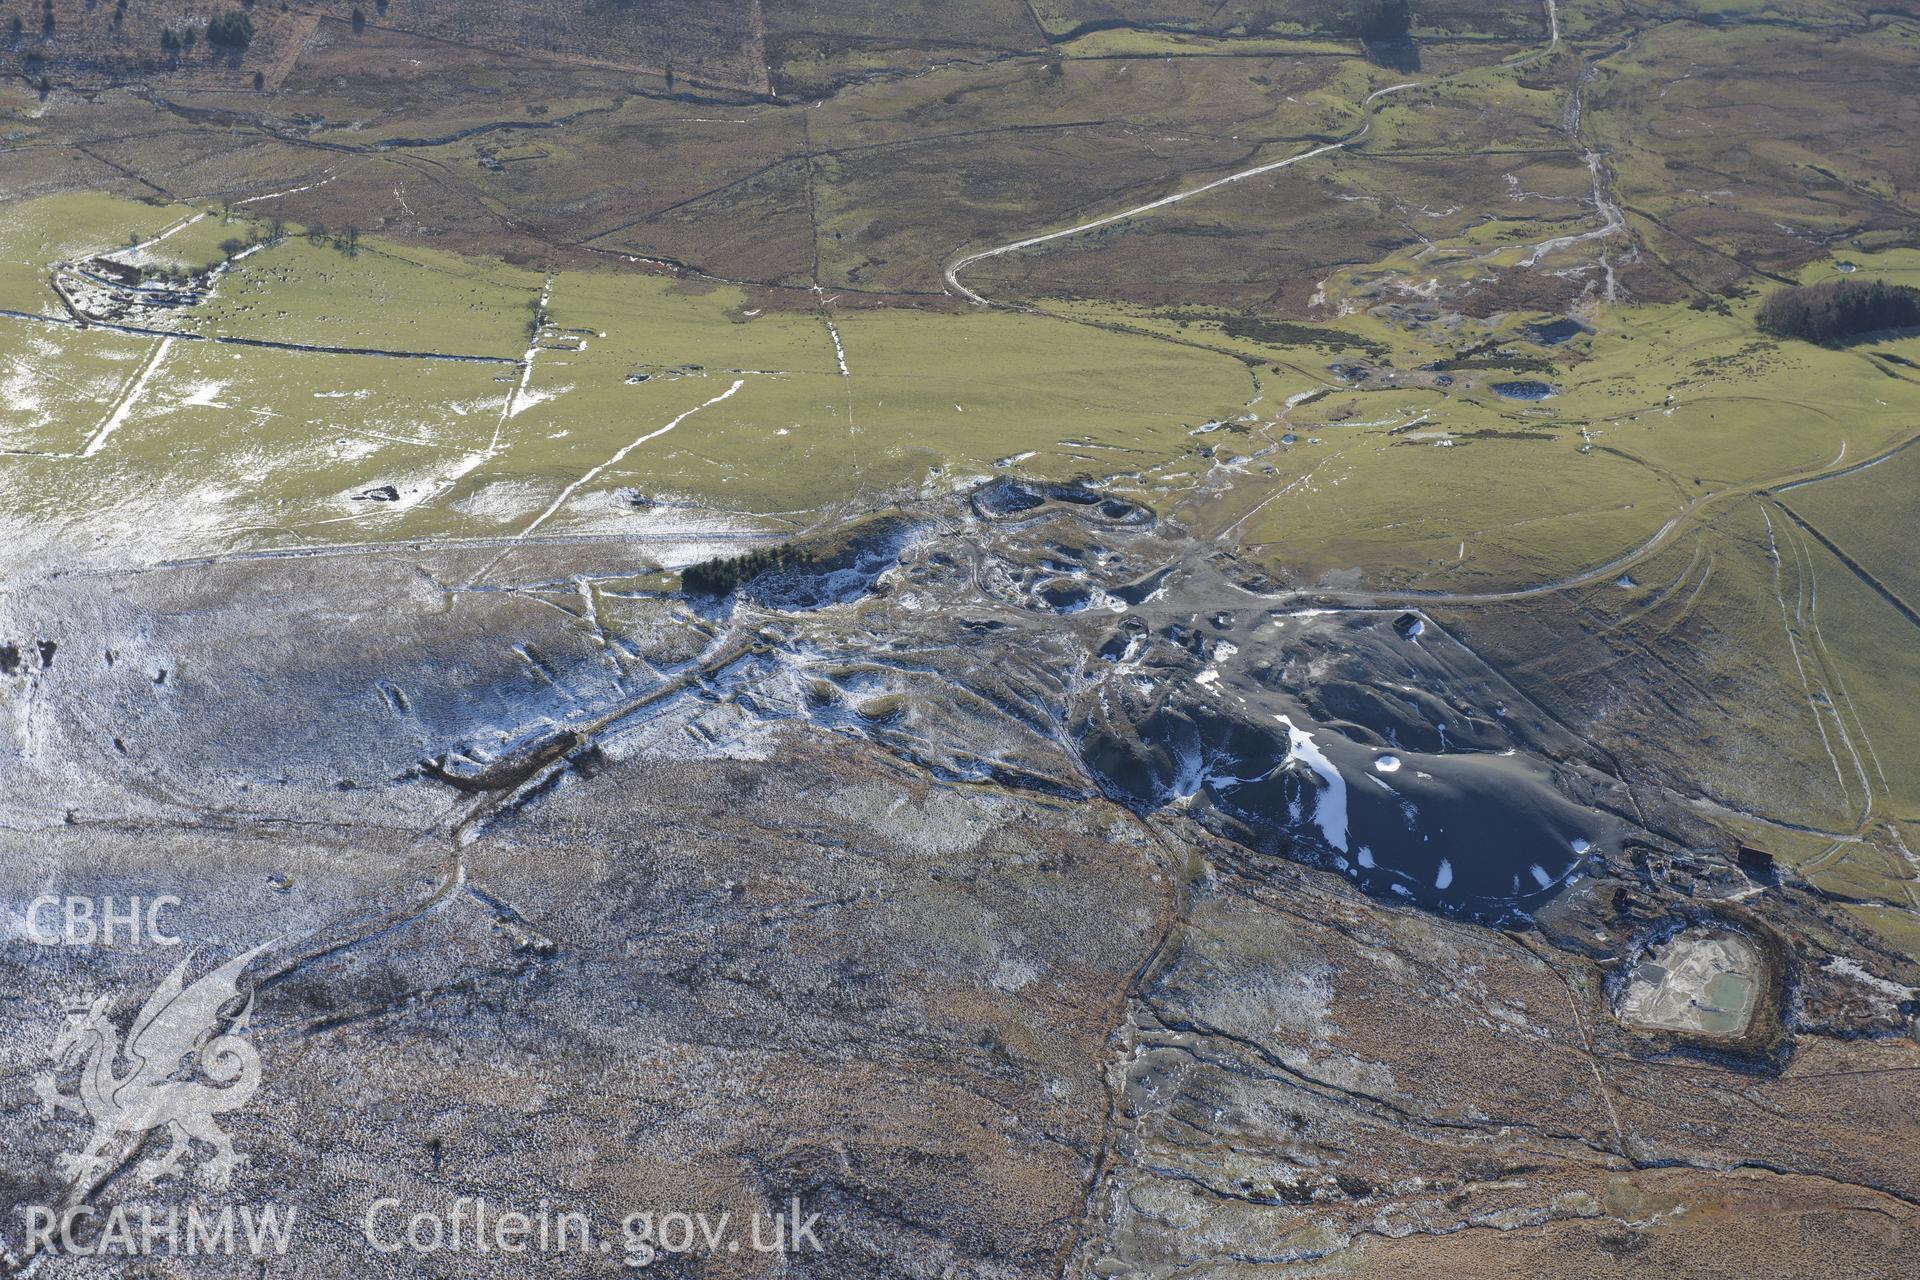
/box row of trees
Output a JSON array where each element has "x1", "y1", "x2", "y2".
[
  {"x1": 681, "y1": 543, "x2": 819, "y2": 596},
  {"x1": 207, "y1": 11, "x2": 253, "y2": 48},
  {"x1": 10, "y1": 0, "x2": 238, "y2": 43},
  {"x1": 160, "y1": 10, "x2": 251, "y2": 53},
  {"x1": 1757, "y1": 278, "x2": 1920, "y2": 345}
]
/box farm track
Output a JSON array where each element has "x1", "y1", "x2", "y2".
[
  {"x1": 1773, "y1": 502, "x2": 1920, "y2": 636},
  {"x1": 261, "y1": 12, "x2": 323, "y2": 93},
  {"x1": 942, "y1": 0, "x2": 1564, "y2": 304},
  {"x1": 1243, "y1": 429, "x2": 1920, "y2": 612}
]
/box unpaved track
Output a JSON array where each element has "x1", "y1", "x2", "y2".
[
  {"x1": 941, "y1": 0, "x2": 1564, "y2": 304},
  {"x1": 1240, "y1": 429, "x2": 1920, "y2": 614},
  {"x1": 78, "y1": 336, "x2": 172, "y2": 458},
  {"x1": 943, "y1": 135, "x2": 1357, "y2": 305}
]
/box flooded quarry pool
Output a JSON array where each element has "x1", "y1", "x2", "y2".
[
  {"x1": 1618, "y1": 928, "x2": 1764, "y2": 1039},
  {"x1": 1074, "y1": 604, "x2": 1626, "y2": 922}
]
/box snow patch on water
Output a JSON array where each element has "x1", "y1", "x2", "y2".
[
  {"x1": 1435, "y1": 859, "x2": 1453, "y2": 890},
  {"x1": 1192, "y1": 641, "x2": 1238, "y2": 690},
  {"x1": 1276, "y1": 714, "x2": 1348, "y2": 853}
]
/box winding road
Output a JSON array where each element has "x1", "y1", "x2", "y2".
[
  {"x1": 944, "y1": 0, "x2": 1562, "y2": 305},
  {"x1": 945, "y1": 137, "x2": 1354, "y2": 306}
]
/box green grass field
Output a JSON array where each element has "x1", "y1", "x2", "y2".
[
  {"x1": 3, "y1": 190, "x2": 1912, "y2": 603},
  {"x1": 0, "y1": 196, "x2": 1252, "y2": 562}
]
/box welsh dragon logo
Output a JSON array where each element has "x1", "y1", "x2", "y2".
[{"x1": 34, "y1": 942, "x2": 273, "y2": 1189}]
